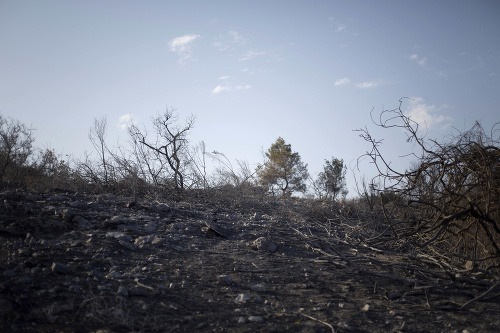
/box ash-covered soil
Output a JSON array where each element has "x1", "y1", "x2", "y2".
[{"x1": 0, "y1": 190, "x2": 499, "y2": 332}]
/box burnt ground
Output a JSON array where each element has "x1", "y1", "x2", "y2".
[{"x1": 0, "y1": 190, "x2": 499, "y2": 332}]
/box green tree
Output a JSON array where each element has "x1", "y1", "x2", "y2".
[
  {"x1": 258, "y1": 137, "x2": 309, "y2": 196},
  {"x1": 316, "y1": 157, "x2": 347, "y2": 200}
]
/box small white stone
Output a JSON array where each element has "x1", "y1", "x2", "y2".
[
  {"x1": 248, "y1": 316, "x2": 264, "y2": 323},
  {"x1": 235, "y1": 293, "x2": 250, "y2": 304}
]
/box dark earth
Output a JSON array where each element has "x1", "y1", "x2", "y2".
[{"x1": 1, "y1": 189, "x2": 499, "y2": 332}]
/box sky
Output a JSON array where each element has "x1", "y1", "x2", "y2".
[{"x1": 1, "y1": 0, "x2": 499, "y2": 196}]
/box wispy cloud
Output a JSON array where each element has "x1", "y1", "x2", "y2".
[
  {"x1": 410, "y1": 54, "x2": 428, "y2": 68},
  {"x1": 212, "y1": 85, "x2": 229, "y2": 94},
  {"x1": 168, "y1": 34, "x2": 200, "y2": 64},
  {"x1": 218, "y1": 75, "x2": 230, "y2": 80},
  {"x1": 213, "y1": 30, "x2": 245, "y2": 51},
  {"x1": 212, "y1": 84, "x2": 251, "y2": 95},
  {"x1": 334, "y1": 77, "x2": 350, "y2": 86},
  {"x1": 356, "y1": 81, "x2": 378, "y2": 89},
  {"x1": 117, "y1": 113, "x2": 137, "y2": 130},
  {"x1": 335, "y1": 24, "x2": 347, "y2": 32},
  {"x1": 404, "y1": 97, "x2": 452, "y2": 129},
  {"x1": 238, "y1": 50, "x2": 266, "y2": 62}
]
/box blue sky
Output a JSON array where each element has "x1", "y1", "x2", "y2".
[{"x1": 1, "y1": 1, "x2": 499, "y2": 195}]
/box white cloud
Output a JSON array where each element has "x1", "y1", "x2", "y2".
[
  {"x1": 334, "y1": 77, "x2": 350, "y2": 86},
  {"x1": 212, "y1": 85, "x2": 229, "y2": 94},
  {"x1": 117, "y1": 113, "x2": 137, "y2": 129},
  {"x1": 218, "y1": 75, "x2": 230, "y2": 80},
  {"x1": 356, "y1": 81, "x2": 378, "y2": 89},
  {"x1": 410, "y1": 53, "x2": 428, "y2": 68},
  {"x1": 404, "y1": 97, "x2": 452, "y2": 129},
  {"x1": 228, "y1": 30, "x2": 244, "y2": 43},
  {"x1": 238, "y1": 50, "x2": 266, "y2": 62},
  {"x1": 234, "y1": 84, "x2": 252, "y2": 91},
  {"x1": 168, "y1": 34, "x2": 200, "y2": 63},
  {"x1": 213, "y1": 30, "x2": 245, "y2": 51},
  {"x1": 336, "y1": 24, "x2": 347, "y2": 32},
  {"x1": 212, "y1": 84, "x2": 251, "y2": 95}
]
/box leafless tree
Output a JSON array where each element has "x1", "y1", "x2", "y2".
[
  {"x1": 88, "y1": 117, "x2": 112, "y2": 187},
  {"x1": 356, "y1": 98, "x2": 500, "y2": 272},
  {"x1": 0, "y1": 115, "x2": 35, "y2": 186},
  {"x1": 131, "y1": 107, "x2": 194, "y2": 191}
]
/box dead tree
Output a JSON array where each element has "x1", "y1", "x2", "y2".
[
  {"x1": 132, "y1": 107, "x2": 194, "y2": 191},
  {"x1": 356, "y1": 98, "x2": 500, "y2": 273}
]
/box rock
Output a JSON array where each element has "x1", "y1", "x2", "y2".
[
  {"x1": 202, "y1": 220, "x2": 228, "y2": 238},
  {"x1": 105, "y1": 215, "x2": 130, "y2": 226},
  {"x1": 238, "y1": 316, "x2": 246, "y2": 324},
  {"x1": 51, "y1": 262, "x2": 70, "y2": 274},
  {"x1": 72, "y1": 215, "x2": 92, "y2": 230},
  {"x1": 106, "y1": 231, "x2": 133, "y2": 243},
  {"x1": 155, "y1": 203, "x2": 170, "y2": 212},
  {"x1": 60, "y1": 208, "x2": 77, "y2": 222},
  {"x1": 250, "y1": 283, "x2": 266, "y2": 292},
  {"x1": 144, "y1": 221, "x2": 159, "y2": 233},
  {"x1": 151, "y1": 236, "x2": 164, "y2": 245},
  {"x1": 135, "y1": 235, "x2": 153, "y2": 245},
  {"x1": 106, "y1": 271, "x2": 122, "y2": 279},
  {"x1": 217, "y1": 274, "x2": 233, "y2": 286},
  {"x1": 253, "y1": 295, "x2": 264, "y2": 304},
  {"x1": 120, "y1": 240, "x2": 136, "y2": 250},
  {"x1": 248, "y1": 316, "x2": 264, "y2": 323},
  {"x1": 252, "y1": 237, "x2": 277, "y2": 253},
  {"x1": 235, "y1": 293, "x2": 250, "y2": 304},
  {"x1": 69, "y1": 285, "x2": 82, "y2": 293},
  {"x1": 117, "y1": 286, "x2": 129, "y2": 297}
]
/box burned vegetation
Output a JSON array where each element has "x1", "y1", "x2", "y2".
[{"x1": 0, "y1": 104, "x2": 499, "y2": 332}]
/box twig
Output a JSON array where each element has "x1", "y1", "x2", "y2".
[
  {"x1": 298, "y1": 312, "x2": 335, "y2": 333},
  {"x1": 460, "y1": 281, "x2": 500, "y2": 309}
]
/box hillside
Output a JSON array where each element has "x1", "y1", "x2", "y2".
[{"x1": 1, "y1": 189, "x2": 499, "y2": 332}]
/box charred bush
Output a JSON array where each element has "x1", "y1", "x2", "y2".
[{"x1": 357, "y1": 98, "x2": 500, "y2": 274}]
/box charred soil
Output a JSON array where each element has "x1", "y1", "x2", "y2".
[{"x1": 0, "y1": 190, "x2": 499, "y2": 332}]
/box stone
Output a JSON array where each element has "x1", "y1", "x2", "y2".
[
  {"x1": 119, "y1": 240, "x2": 136, "y2": 250},
  {"x1": 51, "y1": 262, "x2": 70, "y2": 274},
  {"x1": 250, "y1": 283, "x2": 266, "y2": 292},
  {"x1": 69, "y1": 285, "x2": 82, "y2": 293},
  {"x1": 252, "y1": 237, "x2": 277, "y2": 252},
  {"x1": 151, "y1": 236, "x2": 164, "y2": 245},
  {"x1": 155, "y1": 203, "x2": 170, "y2": 212},
  {"x1": 60, "y1": 208, "x2": 77, "y2": 222},
  {"x1": 248, "y1": 316, "x2": 264, "y2": 323},
  {"x1": 144, "y1": 221, "x2": 158, "y2": 233},
  {"x1": 73, "y1": 215, "x2": 92, "y2": 230},
  {"x1": 106, "y1": 231, "x2": 133, "y2": 242},
  {"x1": 238, "y1": 316, "x2": 246, "y2": 324},
  {"x1": 117, "y1": 286, "x2": 129, "y2": 297},
  {"x1": 217, "y1": 274, "x2": 233, "y2": 286},
  {"x1": 134, "y1": 235, "x2": 155, "y2": 248},
  {"x1": 235, "y1": 293, "x2": 250, "y2": 304},
  {"x1": 106, "y1": 271, "x2": 122, "y2": 279}
]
